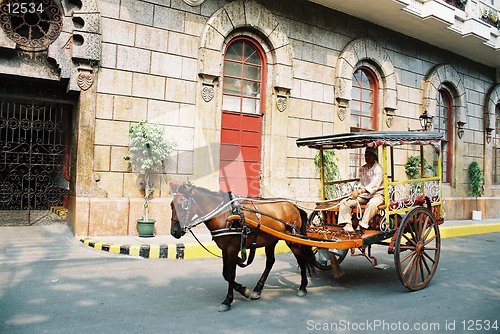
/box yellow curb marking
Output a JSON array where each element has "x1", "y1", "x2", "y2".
[
  {"x1": 167, "y1": 245, "x2": 176, "y2": 259},
  {"x1": 110, "y1": 245, "x2": 121, "y2": 254},
  {"x1": 440, "y1": 223, "x2": 500, "y2": 239},
  {"x1": 129, "y1": 245, "x2": 140, "y2": 257},
  {"x1": 149, "y1": 245, "x2": 160, "y2": 259}
]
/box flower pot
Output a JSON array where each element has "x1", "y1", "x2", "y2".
[
  {"x1": 472, "y1": 210, "x2": 482, "y2": 221},
  {"x1": 137, "y1": 218, "x2": 156, "y2": 237}
]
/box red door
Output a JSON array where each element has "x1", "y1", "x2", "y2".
[{"x1": 219, "y1": 38, "x2": 265, "y2": 197}]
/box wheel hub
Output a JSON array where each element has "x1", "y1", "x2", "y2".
[{"x1": 416, "y1": 241, "x2": 424, "y2": 254}]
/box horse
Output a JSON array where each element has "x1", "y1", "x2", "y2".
[{"x1": 169, "y1": 181, "x2": 315, "y2": 312}]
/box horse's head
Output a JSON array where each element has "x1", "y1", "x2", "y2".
[{"x1": 170, "y1": 181, "x2": 198, "y2": 239}]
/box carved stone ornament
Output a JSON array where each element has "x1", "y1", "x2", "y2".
[
  {"x1": 276, "y1": 95, "x2": 287, "y2": 112},
  {"x1": 201, "y1": 84, "x2": 214, "y2": 102},
  {"x1": 77, "y1": 68, "x2": 93, "y2": 91},
  {"x1": 0, "y1": 0, "x2": 63, "y2": 51},
  {"x1": 183, "y1": 0, "x2": 205, "y2": 5},
  {"x1": 385, "y1": 107, "x2": 396, "y2": 129},
  {"x1": 386, "y1": 115, "x2": 393, "y2": 128},
  {"x1": 337, "y1": 107, "x2": 346, "y2": 121},
  {"x1": 336, "y1": 97, "x2": 349, "y2": 122}
]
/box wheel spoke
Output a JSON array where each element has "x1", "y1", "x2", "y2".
[
  {"x1": 423, "y1": 235, "x2": 437, "y2": 246},
  {"x1": 400, "y1": 249, "x2": 416, "y2": 263},
  {"x1": 422, "y1": 222, "x2": 435, "y2": 241},
  {"x1": 407, "y1": 220, "x2": 418, "y2": 243},
  {"x1": 417, "y1": 213, "x2": 425, "y2": 237},
  {"x1": 402, "y1": 252, "x2": 417, "y2": 276},
  {"x1": 420, "y1": 215, "x2": 430, "y2": 239},
  {"x1": 421, "y1": 253, "x2": 432, "y2": 275},
  {"x1": 422, "y1": 250, "x2": 436, "y2": 264},
  {"x1": 399, "y1": 245, "x2": 416, "y2": 251},
  {"x1": 418, "y1": 256, "x2": 426, "y2": 283},
  {"x1": 402, "y1": 233, "x2": 418, "y2": 247},
  {"x1": 409, "y1": 255, "x2": 419, "y2": 287}
]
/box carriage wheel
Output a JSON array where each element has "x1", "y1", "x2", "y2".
[
  {"x1": 307, "y1": 211, "x2": 348, "y2": 270},
  {"x1": 394, "y1": 206, "x2": 441, "y2": 291},
  {"x1": 313, "y1": 247, "x2": 348, "y2": 270}
]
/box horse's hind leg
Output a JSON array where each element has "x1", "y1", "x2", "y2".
[
  {"x1": 287, "y1": 242, "x2": 309, "y2": 297},
  {"x1": 250, "y1": 241, "x2": 277, "y2": 300}
]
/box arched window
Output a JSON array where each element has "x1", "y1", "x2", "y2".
[
  {"x1": 434, "y1": 87, "x2": 453, "y2": 183},
  {"x1": 222, "y1": 39, "x2": 263, "y2": 115},
  {"x1": 494, "y1": 103, "x2": 500, "y2": 185},
  {"x1": 350, "y1": 67, "x2": 379, "y2": 178},
  {"x1": 219, "y1": 38, "x2": 266, "y2": 197},
  {"x1": 350, "y1": 67, "x2": 378, "y2": 132}
]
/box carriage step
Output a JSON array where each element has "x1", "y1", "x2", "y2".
[{"x1": 50, "y1": 206, "x2": 68, "y2": 220}]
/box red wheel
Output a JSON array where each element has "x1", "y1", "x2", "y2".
[{"x1": 394, "y1": 207, "x2": 441, "y2": 291}]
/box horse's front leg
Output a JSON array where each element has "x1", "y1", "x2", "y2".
[
  {"x1": 250, "y1": 241, "x2": 277, "y2": 300},
  {"x1": 219, "y1": 249, "x2": 238, "y2": 312}
]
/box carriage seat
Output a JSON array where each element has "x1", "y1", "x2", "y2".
[{"x1": 315, "y1": 201, "x2": 386, "y2": 213}]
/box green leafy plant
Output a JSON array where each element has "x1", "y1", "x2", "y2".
[
  {"x1": 404, "y1": 155, "x2": 433, "y2": 179},
  {"x1": 314, "y1": 150, "x2": 338, "y2": 182},
  {"x1": 124, "y1": 121, "x2": 175, "y2": 220},
  {"x1": 468, "y1": 161, "x2": 483, "y2": 198}
]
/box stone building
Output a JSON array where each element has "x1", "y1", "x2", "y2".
[{"x1": 0, "y1": 0, "x2": 498, "y2": 235}]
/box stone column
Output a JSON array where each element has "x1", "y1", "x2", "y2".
[{"x1": 69, "y1": 67, "x2": 107, "y2": 236}]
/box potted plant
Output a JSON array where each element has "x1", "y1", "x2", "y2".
[
  {"x1": 404, "y1": 155, "x2": 433, "y2": 180},
  {"x1": 468, "y1": 161, "x2": 484, "y2": 221},
  {"x1": 125, "y1": 121, "x2": 175, "y2": 237}
]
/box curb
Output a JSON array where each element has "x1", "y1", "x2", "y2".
[
  {"x1": 79, "y1": 223, "x2": 500, "y2": 259},
  {"x1": 79, "y1": 237, "x2": 291, "y2": 259}
]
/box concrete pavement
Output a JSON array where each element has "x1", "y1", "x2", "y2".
[{"x1": 78, "y1": 219, "x2": 500, "y2": 259}]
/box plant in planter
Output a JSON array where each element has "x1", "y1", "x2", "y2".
[
  {"x1": 404, "y1": 155, "x2": 434, "y2": 196},
  {"x1": 404, "y1": 155, "x2": 433, "y2": 179},
  {"x1": 468, "y1": 161, "x2": 484, "y2": 220},
  {"x1": 125, "y1": 121, "x2": 175, "y2": 237}
]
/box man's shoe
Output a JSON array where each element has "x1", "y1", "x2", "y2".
[
  {"x1": 359, "y1": 222, "x2": 369, "y2": 230},
  {"x1": 343, "y1": 223, "x2": 354, "y2": 232}
]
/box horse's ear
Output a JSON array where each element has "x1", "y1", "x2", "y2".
[
  {"x1": 168, "y1": 181, "x2": 180, "y2": 194},
  {"x1": 184, "y1": 181, "x2": 194, "y2": 192}
]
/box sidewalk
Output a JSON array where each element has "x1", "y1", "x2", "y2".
[{"x1": 79, "y1": 219, "x2": 500, "y2": 259}]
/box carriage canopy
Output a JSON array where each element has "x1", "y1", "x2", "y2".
[{"x1": 296, "y1": 131, "x2": 443, "y2": 150}]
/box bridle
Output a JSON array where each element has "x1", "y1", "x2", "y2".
[{"x1": 171, "y1": 184, "x2": 232, "y2": 232}]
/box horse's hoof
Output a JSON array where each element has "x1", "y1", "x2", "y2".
[
  {"x1": 250, "y1": 291, "x2": 261, "y2": 300},
  {"x1": 296, "y1": 289, "x2": 307, "y2": 297},
  {"x1": 243, "y1": 288, "x2": 252, "y2": 299},
  {"x1": 218, "y1": 304, "x2": 231, "y2": 312}
]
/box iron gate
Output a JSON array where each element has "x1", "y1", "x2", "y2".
[{"x1": 0, "y1": 99, "x2": 70, "y2": 224}]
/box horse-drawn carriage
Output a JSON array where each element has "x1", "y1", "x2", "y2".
[{"x1": 171, "y1": 131, "x2": 444, "y2": 311}]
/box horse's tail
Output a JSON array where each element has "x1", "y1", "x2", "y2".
[{"x1": 298, "y1": 207, "x2": 316, "y2": 276}]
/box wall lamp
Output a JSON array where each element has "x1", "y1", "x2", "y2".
[
  {"x1": 486, "y1": 127, "x2": 494, "y2": 143},
  {"x1": 419, "y1": 110, "x2": 433, "y2": 131},
  {"x1": 457, "y1": 121, "x2": 466, "y2": 139}
]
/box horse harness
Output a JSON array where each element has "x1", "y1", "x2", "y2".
[
  {"x1": 174, "y1": 186, "x2": 302, "y2": 267},
  {"x1": 210, "y1": 193, "x2": 302, "y2": 267}
]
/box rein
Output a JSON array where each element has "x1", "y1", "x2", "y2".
[{"x1": 188, "y1": 229, "x2": 223, "y2": 259}]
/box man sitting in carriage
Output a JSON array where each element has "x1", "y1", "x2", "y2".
[{"x1": 338, "y1": 146, "x2": 384, "y2": 233}]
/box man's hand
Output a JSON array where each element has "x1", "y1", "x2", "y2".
[{"x1": 351, "y1": 188, "x2": 365, "y2": 199}]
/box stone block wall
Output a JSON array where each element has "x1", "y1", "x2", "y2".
[{"x1": 76, "y1": 0, "x2": 499, "y2": 235}]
